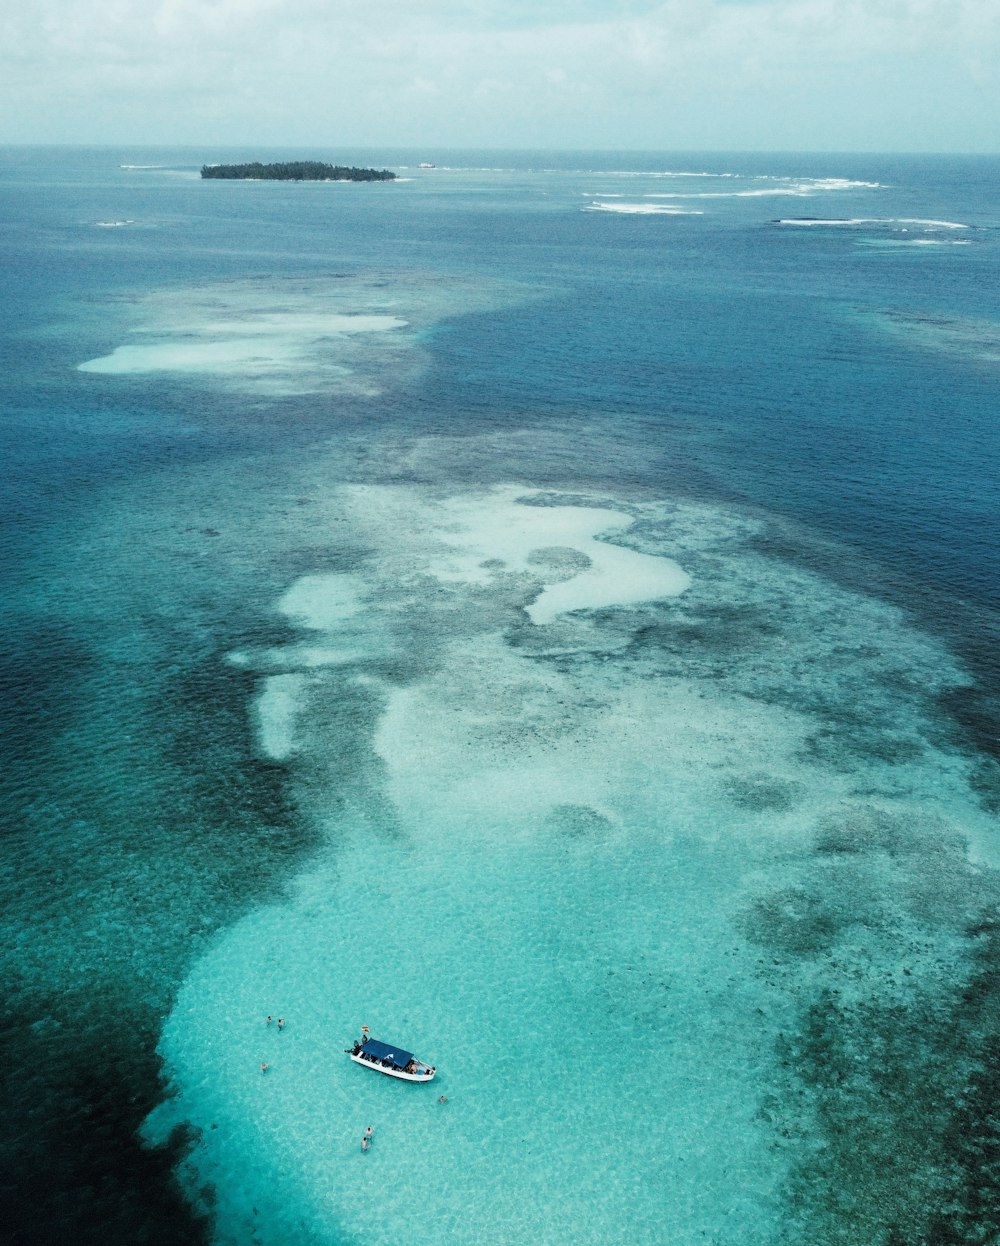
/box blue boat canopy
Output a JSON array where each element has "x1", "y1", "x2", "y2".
[{"x1": 362, "y1": 1037, "x2": 414, "y2": 1066}]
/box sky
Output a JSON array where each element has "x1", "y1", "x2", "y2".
[{"x1": 2, "y1": 0, "x2": 998, "y2": 152}]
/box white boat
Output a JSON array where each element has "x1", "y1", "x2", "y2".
[{"x1": 347, "y1": 1033, "x2": 436, "y2": 1082}]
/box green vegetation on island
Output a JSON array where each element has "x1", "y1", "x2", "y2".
[{"x1": 201, "y1": 161, "x2": 396, "y2": 182}]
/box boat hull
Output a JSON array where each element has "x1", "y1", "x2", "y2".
[{"x1": 350, "y1": 1053, "x2": 436, "y2": 1082}]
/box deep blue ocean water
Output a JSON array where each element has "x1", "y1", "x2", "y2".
[{"x1": 2, "y1": 147, "x2": 998, "y2": 1245}]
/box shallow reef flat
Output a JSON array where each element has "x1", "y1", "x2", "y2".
[{"x1": 144, "y1": 467, "x2": 1000, "y2": 1246}]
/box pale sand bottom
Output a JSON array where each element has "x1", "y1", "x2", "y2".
[{"x1": 146, "y1": 813, "x2": 791, "y2": 1246}]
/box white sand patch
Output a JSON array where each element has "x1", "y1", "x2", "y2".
[
  {"x1": 76, "y1": 274, "x2": 540, "y2": 396},
  {"x1": 256, "y1": 674, "x2": 306, "y2": 760},
  {"x1": 78, "y1": 315, "x2": 407, "y2": 377},
  {"x1": 168, "y1": 313, "x2": 407, "y2": 338},
  {"x1": 432, "y1": 487, "x2": 690, "y2": 623},
  {"x1": 278, "y1": 573, "x2": 367, "y2": 631},
  {"x1": 292, "y1": 644, "x2": 368, "y2": 668},
  {"x1": 529, "y1": 537, "x2": 688, "y2": 623},
  {"x1": 78, "y1": 339, "x2": 329, "y2": 376},
  {"x1": 227, "y1": 645, "x2": 367, "y2": 671}
]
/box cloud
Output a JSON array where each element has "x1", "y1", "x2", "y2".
[{"x1": 2, "y1": 0, "x2": 998, "y2": 149}]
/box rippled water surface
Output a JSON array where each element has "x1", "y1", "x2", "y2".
[{"x1": 2, "y1": 148, "x2": 999, "y2": 1245}]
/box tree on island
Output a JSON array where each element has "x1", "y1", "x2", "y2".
[{"x1": 201, "y1": 161, "x2": 395, "y2": 182}]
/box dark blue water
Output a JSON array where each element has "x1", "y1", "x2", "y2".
[{"x1": 2, "y1": 147, "x2": 998, "y2": 1244}]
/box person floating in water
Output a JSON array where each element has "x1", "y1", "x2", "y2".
[
  {"x1": 261, "y1": 1063, "x2": 269, "y2": 1074},
  {"x1": 266, "y1": 1016, "x2": 272, "y2": 1025},
  {"x1": 364, "y1": 1126, "x2": 374, "y2": 1145},
  {"x1": 361, "y1": 1135, "x2": 369, "y2": 1152},
  {"x1": 277, "y1": 1018, "x2": 285, "y2": 1030}
]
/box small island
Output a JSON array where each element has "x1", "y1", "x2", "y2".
[{"x1": 201, "y1": 161, "x2": 396, "y2": 182}]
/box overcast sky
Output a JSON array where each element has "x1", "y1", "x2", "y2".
[{"x1": 3, "y1": 0, "x2": 997, "y2": 151}]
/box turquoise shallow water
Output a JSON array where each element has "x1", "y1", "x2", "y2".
[
  {"x1": 140, "y1": 475, "x2": 991, "y2": 1246},
  {"x1": 139, "y1": 473, "x2": 997, "y2": 1245},
  {"x1": 2, "y1": 148, "x2": 1000, "y2": 1244}
]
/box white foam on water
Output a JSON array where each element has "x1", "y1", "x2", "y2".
[
  {"x1": 776, "y1": 217, "x2": 870, "y2": 225},
  {"x1": 583, "y1": 201, "x2": 703, "y2": 215},
  {"x1": 647, "y1": 187, "x2": 866, "y2": 200},
  {"x1": 593, "y1": 177, "x2": 881, "y2": 203},
  {"x1": 600, "y1": 170, "x2": 735, "y2": 178},
  {"x1": 801, "y1": 177, "x2": 881, "y2": 190},
  {"x1": 862, "y1": 238, "x2": 973, "y2": 248},
  {"x1": 645, "y1": 189, "x2": 808, "y2": 198},
  {"x1": 777, "y1": 216, "x2": 969, "y2": 230},
  {"x1": 148, "y1": 478, "x2": 998, "y2": 1245},
  {"x1": 895, "y1": 217, "x2": 970, "y2": 229}
]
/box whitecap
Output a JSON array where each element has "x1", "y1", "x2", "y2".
[
  {"x1": 583, "y1": 201, "x2": 702, "y2": 215},
  {"x1": 776, "y1": 218, "x2": 875, "y2": 226},
  {"x1": 799, "y1": 177, "x2": 882, "y2": 190},
  {"x1": 599, "y1": 169, "x2": 737, "y2": 178},
  {"x1": 777, "y1": 217, "x2": 969, "y2": 230},
  {"x1": 895, "y1": 217, "x2": 970, "y2": 229}
]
